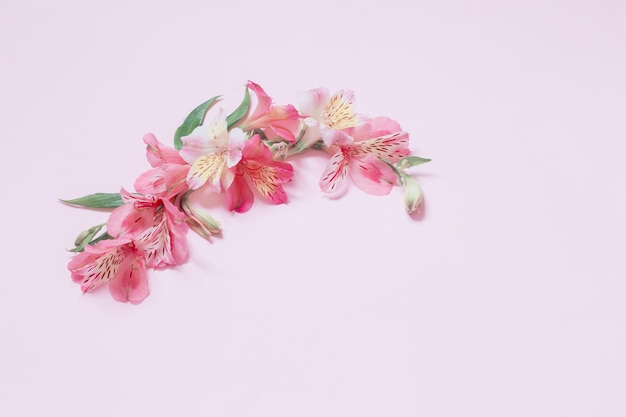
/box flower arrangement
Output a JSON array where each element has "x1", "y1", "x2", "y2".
[{"x1": 62, "y1": 81, "x2": 431, "y2": 304}]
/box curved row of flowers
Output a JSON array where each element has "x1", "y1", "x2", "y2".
[{"x1": 63, "y1": 81, "x2": 431, "y2": 304}]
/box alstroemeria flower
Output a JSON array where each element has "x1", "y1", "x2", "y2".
[
  {"x1": 226, "y1": 134, "x2": 294, "y2": 213},
  {"x1": 179, "y1": 114, "x2": 246, "y2": 191},
  {"x1": 320, "y1": 116, "x2": 410, "y2": 195},
  {"x1": 239, "y1": 81, "x2": 301, "y2": 142},
  {"x1": 108, "y1": 189, "x2": 189, "y2": 268},
  {"x1": 297, "y1": 87, "x2": 369, "y2": 148},
  {"x1": 68, "y1": 237, "x2": 149, "y2": 304}
]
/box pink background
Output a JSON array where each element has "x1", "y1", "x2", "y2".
[{"x1": 1, "y1": 0, "x2": 625, "y2": 415}]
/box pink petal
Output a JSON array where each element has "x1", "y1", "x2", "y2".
[
  {"x1": 135, "y1": 163, "x2": 190, "y2": 198},
  {"x1": 241, "y1": 134, "x2": 273, "y2": 162},
  {"x1": 143, "y1": 133, "x2": 186, "y2": 167},
  {"x1": 108, "y1": 254, "x2": 149, "y2": 304},
  {"x1": 133, "y1": 207, "x2": 188, "y2": 269},
  {"x1": 266, "y1": 121, "x2": 299, "y2": 143},
  {"x1": 68, "y1": 239, "x2": 132, "y2": 294},
  {"x1": 319, "y1": 152, "x2": 348, "y2": 194},
  {"x1": 348, "y1": 154, "x2": 396, "y2": 196},
  {"x1": 162, "y1": 198, "x2": 189, "y2": 265},
  {"x1": 322, "y1": 128, "x2": 354, "y2": 147},
  {"x1": 245, "y1": 161, "x2": 293, "y2": 204},
  {"x1": 226, "y1": 170, "x2": 254, "y2": 213},
  {"x1": 350, "y1": 116, "x2": 402, "y2": 140},
  {"x1": 238, "y1": 135, "x2": 294, "y2": 204},
  {"x1": 247, "y1": 81, "x2": 272, "y2": 120},
  {"x1": 297, "y1": 87, "x2": 329, "y2": 120},
  {"x1": 107, "y1": 202, "x2": 153, "y2": 238},
  {"x1": 352, "y1": 131, "x2": 410, "y2": 163}
]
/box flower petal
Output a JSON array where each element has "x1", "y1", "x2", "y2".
[
  {"x1": 350, "y1": 116, "x2": 402, "y2": 140},
  {"x1": 348, "y1": 154, "x2": 396, "y2": 196},
  {"x1": 319, "y1": 152, "x2": 348, "y2": 194},
  {"x1": 245, "y1": 161, "x2": 292, "y2": 204},
  {"x1": 68, "y1": 238, "x2": 133, "y2": 294},
  {"x1": 226, "y1": 128, "x2": 246, "y2": 167},
  {"x1": 246, "y1": 81, "x2": 272, "y2": 120},
  {"x1": 107, "y1": 201, "x2": 154, "y2": 238},
  {"x1": 322, "y1": 89, "x2": 358, "y2": 130},
  {"x1": 187, "y1": 153, "x2": 226, "y2": 191},
  {"x1": 322, "y1": 127, "x2": 354, "y2": 147},
  {"x1": 133, "y1": 201, "x2": 189, "y2": 268},
  {"x1": 352, "y1": 131, "x2": 410, "y2": 163},
  {"x1": 226, "y1": 170, "x2": 254, "y2": 213},
  {"x1": 134, "y1": 163, "x2": 190, "y2": 198},
  {"x1": 108, "y1": 254, "x2": 149, "y2": 304},
  {"x1": 143, "y1": 133, "x2": 186, "y2": 167},
  {"x1": 179, "y1": 125, "x2": 213, "y2": 164},
  {"x1": 241, "y1": 134, "x2": 273, "y2": 161},
  {"x1": 297, "y1": 87, "x2": 329, "y2": 120}
]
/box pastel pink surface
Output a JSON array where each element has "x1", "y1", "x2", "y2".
[{"x1": 1, "y1": 1, "x2": 626, "y2": 416}]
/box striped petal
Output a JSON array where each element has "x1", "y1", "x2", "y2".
[
  {"x1": 352, "y1": 131, "x2": 410, "y2": 163},
  {"x1": 239, "y1": 135, "x2": 294, "y2": 205},
  {"x1": 322, "y1": 90, "x2": 358, "y2": 130},
  {"x1": 245, "y1": 161, "x2": 292, "y2": 204},
  {"x1": 68, "y1": 238, "x2": 133, "y2": 294},
  {"x1": 133, "y1": 202, "x2": 188, "y2": 268},
  {"x1": 319, "y1": 151, "x2": 348, "y2": 194},
  {"x1": 187, "y1": 152, "x2": 226, "y2": 191}
]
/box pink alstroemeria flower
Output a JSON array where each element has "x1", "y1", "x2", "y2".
[
  {"x1": 239, "y1": 81, "x2": 301, "y2": 142},
  {"x1": 320, "y1": 117, "x2": 410, "y2": 196},
  {"x1": 108, "y1": 189, "x2": 189, "y2": 268},
  {"x1": 179, "y1": 114, "x2": 246, "y2": 191},
  {"x1": 226, "y1": 134, "x2": 294, "y2": 213},
  {"x1": 68, "y1": 238, "x2": 149, "y2": 304},
  {"x1": 297, "y1": 87, "x2": 368, "y2": 148}
]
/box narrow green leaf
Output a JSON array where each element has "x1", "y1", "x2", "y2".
[
  {"x1": 173, "y1": 95, "x2": 221, "y2": 150},
  {"x1": 60, "y1": 193, "x2": 124, "y2": 209},
  {"x1": 226, "y1": 87, "x2": 250, "y2": 129},
  {"x1": 395, "y1": 156, "x2": 432, "y2": 170}
]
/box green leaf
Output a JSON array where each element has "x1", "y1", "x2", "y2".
[
  {"x1": 395, "y1": 156, "x2": 432, "y2": 170},
  {"x1": 60, "y1": 193, "x2": 124, "y2": 209},
  {"x1": 173, "y1": 95, "x2": 221, "y2": 150},
  {"x1": 226, "y1": 87, "x2": 250, "y2": 129}
]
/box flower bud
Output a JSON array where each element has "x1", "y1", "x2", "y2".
[
  {"x1": 402, "y1": 174, "x2": 424, "y2": 214},
  {"x1": 181, "y1": 199, "x2": 221, "y2": 240}
]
